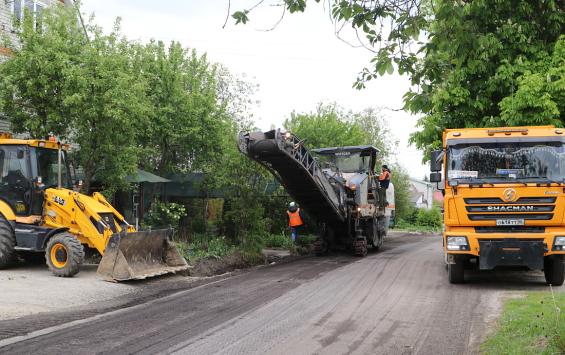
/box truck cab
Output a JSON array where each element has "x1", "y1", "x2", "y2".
[{"x1": 430, "y1": 126, "x2": 565, "y2": 284}]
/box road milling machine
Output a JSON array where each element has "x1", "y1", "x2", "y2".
[
  {"x1": 238, "y1": 129, "x2": 394, "y2": 256},
  {"x1": 0, "y1": 133, "x2": 188, "y2": 281}
]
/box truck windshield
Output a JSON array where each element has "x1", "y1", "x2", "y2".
[{"x1": 447, "y1": 142, "x2": 565, "y2": 183}]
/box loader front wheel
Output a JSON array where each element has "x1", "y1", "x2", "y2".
[
  {"x1": 46, "y1": 233, "x2": 84, "y2": 277},
  {"x1": 0, "y1": 215, "x2": 15, "y2": 269}
]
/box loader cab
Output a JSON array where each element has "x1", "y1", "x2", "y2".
[{"x1": 0, "y1": 136, "x2": 72, "y2": 217}]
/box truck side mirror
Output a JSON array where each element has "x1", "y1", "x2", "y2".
[
  {"x1": 430, "y1": 150, "x2": 444, "y2": 172},
  {"x1": 430, "y1": 172, "x2": 442, "y2": 183}
]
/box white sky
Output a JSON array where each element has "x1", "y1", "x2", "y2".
[{"x1": 81, "y1": 0, "x2": 428, "y2": 179}]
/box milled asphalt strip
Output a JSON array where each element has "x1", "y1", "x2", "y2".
[{"x1": 0, "y1": 275, "x2": 234, "y2": 349}]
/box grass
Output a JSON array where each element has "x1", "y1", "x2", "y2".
[
  {"x1": 174, "y1": 235, "x2": 235, "y2": 263},
  {"x1": 263, "y1": 233, "x2": 295, "y2": 249},
  {"x1": 393, "y1": 219, "x2": 441, "y2": 233},
  {"x1": 481, "y1": 289, "x2": 565, "y2": 355},
  {"x1": 175, "y1": 232, "x2": 319, "y2": 265}
]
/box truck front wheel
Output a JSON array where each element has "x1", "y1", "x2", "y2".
[
  {"x1": 544, "y1": 256, "x2": 564, "y2": 286},
  {"x1": 448, "y1": 258, "x2": 465, "y2": 284}
]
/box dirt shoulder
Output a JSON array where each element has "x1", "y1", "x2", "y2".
[
  {"x1": 0, "y1": 248, "x2": 296, "y2": 322},
  {"x1": 0, "y1": 264, "x2": 141, "y2": 321}
]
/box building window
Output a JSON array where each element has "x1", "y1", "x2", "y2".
[{"x1": 12, "y1": 0, "x2": 46, "y2": 26}]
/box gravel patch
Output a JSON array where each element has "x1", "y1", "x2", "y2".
[{"x1": 0, "y1": 264, "x2": 138, "y2": 320}]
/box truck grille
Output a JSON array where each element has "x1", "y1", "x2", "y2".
[
  {"x1": 465, "y1": 197, "x2": 556, "y2": 222},
  {"x1": 464, "y1": 197, "x2": 556, "y2": 204},
  {"x1": 469, "y1": 214, "x2": 553, "y2": 221},
  {"x1": 475, "y1": 226, "x2": 545, "y2": 233}
]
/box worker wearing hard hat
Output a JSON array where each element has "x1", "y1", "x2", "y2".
[{"x1": 287, "y1": 202, "x2": 305, "y2": 242}]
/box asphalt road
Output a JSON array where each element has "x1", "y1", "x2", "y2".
[{"x1": 0, "y1": 232, "x2": 560, "y2": 355}]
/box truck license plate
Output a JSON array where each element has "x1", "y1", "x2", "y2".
[{"x1": 496, "y1": 219, "x2": 525, "y2": 226}]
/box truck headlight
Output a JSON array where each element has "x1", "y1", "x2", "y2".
[
  {"x1": 446, "y1": 236, "x2": 470, "y2": 251},
  {"x1": 553, "y1": 236, "x2": 565, "y2": 251}
]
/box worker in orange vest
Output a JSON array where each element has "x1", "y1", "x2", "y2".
[
  {"x1": 287, "y1": 202, "x2": 305, "y2": 242},
  {"x1": 378, "y1": 165, "x2": 391, "y2": 189},
  {"x1": 378, "y1": 165, "x2": 391, "y2": 206}
]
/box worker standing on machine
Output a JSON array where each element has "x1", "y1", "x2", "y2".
[
  {"x1": 287, "y1": 202, "x2": 305, "y2": 242},
  {"x1": 378, "y1": 165, "x2": 391, "y2": 206}
]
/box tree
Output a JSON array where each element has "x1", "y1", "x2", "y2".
[
  {"x1": 232, "y1": 1, "x2": 565, "y2": 161},
  {"x1": 134, "y1": 41, "x2": 228, "y2": 176},
  {"x1": 408, "y1": 3, "x2": 565, "y2": 160},
  {"x1": 284, "y1": 103, "x2": 396, "y2": 161},
  {"x1": 284, "y1": 103, "x2": 370, "y2": 148},
  {"x1": 390, "y1": 164, "x2": 411, "y2": 220},
  {"x1": 0, "y1": 5, "x2": 83, "y2": 139},
  {"x1": 0, "y1": 6, "x2": 148, "y2": 193},
  {"x1": 352, "y1": 107, "x2": 397, "y2": 163}
]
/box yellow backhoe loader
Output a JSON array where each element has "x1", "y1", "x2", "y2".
[{"x1": 0, "y1": 133, "x2": 188, "y2": 281}]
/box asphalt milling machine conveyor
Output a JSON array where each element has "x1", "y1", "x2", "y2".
[{"x1": 238, "y1": 129, "x2": 392, "y2": 256}]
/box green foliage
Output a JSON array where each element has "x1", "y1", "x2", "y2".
[
  {"x1": 390, "y1": 164, "x2": 411, "y2": 220},
  {"x1": 175, "y1": 235, "x2": 234, "y2": 262},
  {"x1": 284, "y1": 103, "x2": 370, "y2": 149},
  {"x1": 134, "y1": 41, "x2": 228, "y2": 176},
  {"x1": 395, "y1": 206, "x2": 442, "y2": 232},
  {"x1": 0, "y1": 6, "x2": 82, "y2": 139},
  {"x1": 415, "y1": 207, "x2": 442, "y2": 229},
  {"x1": 0, "y1": 6, "x2": 148, "y2": 194},
  {"x1": 295, "y1": 234, "x2": 317, "y2": 248},
  {"x1": 407, "y1": 2, "x2": 565, "y2": 160},
  {"x1": 231, "y1": 1, "x2": 565, "y2": 162},
  {"x1": 284, "y1": 103, "x2": 396, "y2": 160},
  {"x1": 263, "y1": 233, "x2": 294, "y2": 249},
  {"x1": 144, "y1": 201, "x2": 187, "y2": 230},
  {"x1": 481, "y1": 291, "x2": 565, "y2": 355}
]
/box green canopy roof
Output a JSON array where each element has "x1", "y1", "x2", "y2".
[{"x1": 126, "y1": 169, "x2": 170, "y2": 183}]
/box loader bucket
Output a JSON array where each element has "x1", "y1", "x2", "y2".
[{"x1": 97, "y1": 229, "x2": 189, "y2": 282}]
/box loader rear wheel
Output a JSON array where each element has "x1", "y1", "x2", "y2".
[
  {"x1": 46, "y1": 233, "x2": 84, "y2": 277},
  {"x1": 544, "y1": 256, "x2": 564, "y2": 286},
  {"x1": 0, "y1": 215, "x2": 16, "y2": 269}
]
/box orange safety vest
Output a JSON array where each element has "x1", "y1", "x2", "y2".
[
  {"x1": 287, "y1": 209, "x2": 304, "y2": 227},
  {"x1": 379, "y1": 170, "x2": 390, "y2": 181}
]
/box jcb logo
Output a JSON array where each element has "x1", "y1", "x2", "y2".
[
  {"x1": 53, "y1": 196, "x2": 66, "y2": 206},
  {"x1": 15, "y1": 202, "x2": 26, "y2": 213}
]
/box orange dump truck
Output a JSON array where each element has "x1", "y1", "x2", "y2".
[{"x1": 430, "y1": 126, "x2": 565, "y2": 285}]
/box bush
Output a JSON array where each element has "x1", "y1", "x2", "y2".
[
  {"x1": 395, "y1": 206, "x2": 442, "y2": 232},
  {"x1": 143, "y1": 201, "x2": 187, "y2": 230},
  {"x1": 416, "y1": 207, "x2": 442, "y2": 228},
  {"x1": 176, "y1": 235, "x2": 234, "y2": 262},
  {"x1": 296, "y1": 234, "x2": 317, "y2": 248},
  {"x1": 263, "y1": 233, "x2": 294, "y2": 249}
]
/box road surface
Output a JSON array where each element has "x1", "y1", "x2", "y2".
[{"x1": 0, "y1": 232, "x2": 559, "y2": 355}]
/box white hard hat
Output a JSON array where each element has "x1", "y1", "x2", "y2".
[{"x1": 289, "y1": 201, "x2": 296, "y2": 208}]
